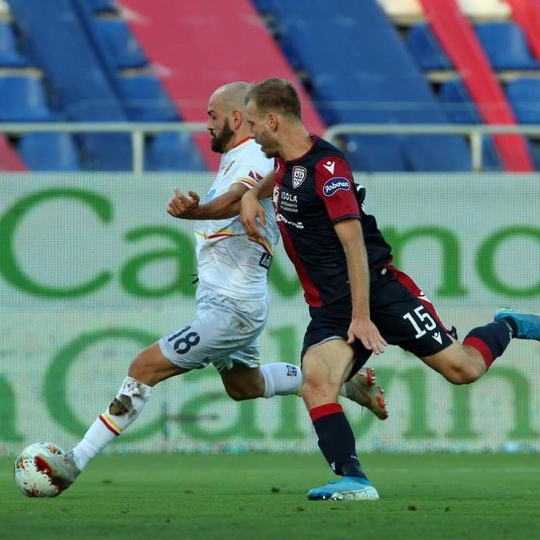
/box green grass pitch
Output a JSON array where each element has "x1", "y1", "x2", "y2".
[{"x1": 2, "y1": 452, "x2": 540, "y2": 540}]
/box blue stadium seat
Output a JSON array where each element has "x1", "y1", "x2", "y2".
[
  {"x1": 118, "y1": 74, "x2": 205, "y2": 169},
  {"x1": 406, "y1": 22, "x2": 453, "y2": 70},
  {"x1": 91, "y1": 18, "x2": 147, "y2": 70},
  {"x1": 119, "y1": 74, "x2": 178, "y2": 122},
  {"x1": 263, "y1": 0, "x2": 471, "y2": 171},
  {"x1": 18, "y1": 133, "x2": 81, "y2": 171},
  {"x1": 87, "y1": 0, "x2": 118, "y2": 12},
  {"x1": 250, "y1": 0, "x2": 274, "y2": 13},
  {"x1": 344, "y1": 135, "x2": 409, "y2": 172},
  {"x1": 474, "y1": 22, "x2": 540, "y2": 70},
  {"x1": 439, "y1": 78, "x2": 501, "y2": 170},
  {"x1": 505, "y1": 77, "x2": 540, "y2": 124},
  {"x1": 6, "y1": 0, "x2": 133, "y2": 170},
  {"x1": 0, "y1": 75, "x2": 55, "y2": 121},
  {"x1": 145, "y1": 132, "x2": 206, "y2": 172},
  {"x1": 0, "y1": 20, "x2": 29, "y2": 67},
  {"x1": 439, "y1": 78, "x2": 480, "y2": 124}
]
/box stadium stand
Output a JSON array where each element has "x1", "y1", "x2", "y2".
[
  {"x1": 6, "y1": 0, "x2": 132, "y2": 170},
  {"x1": 474, "y1": 21, "x2": 540, "y2": 70},
  {"x1": 118, "y1": 73, "x2": 178, "y2": 122},
  {"x1": 86, "y1": 0, "x2": 117, "y2": 12},
  {"x1": 87, "y1": 17, "x2": 148, "y2": 71},
  {"x1": 376, "y1": 0, "x2": 423, "y2": 25},
  {"x1": 119, "y1": 0, "x2": 326, "y2": 171},
  {"x1": 71, "y1": 0, "x2": 206, "y2": 171},
  {"x1": 504, "y1": 0, "x2": 540, "y2": 62},
  {"x1": 2, "y1": 0, "x2": 540, "y2": 172},
  {"x1": 256, "y1": 0, "x2": 471, "y2": 171},
  {"x1": 145, "y1": 132, "x2": 206, "y2": 172},
  {"x1": 414, "y1": 0, "x2": 533, "y2": 172},
  {"x1": 505, "y1": 76, "x2": 540, "y2": 169},
  {"x1": 379, "y1": 0, "x2": 511, "y2": 23},
  {"x1": 0, "y1": 19, "x2": 28, "y2": 67},
  {"x1": 18, "y1": 132, "x2": 81, "y2": 171},
  {"x1": 505, "y1": 77, "x2": 540, "y2": 125},
  {"x1": 439, "y1": 78, "x2": 501, "y2": 170},
  {"x1": 457, "y1": 0, "x2": 510, "y2": 20},
  {"x1": 1, "y1": 0, "x2": 205, "y2": 171},
  {"x1": 406, "y1": 22, "x2": 453, "y2": 71},
  {"x1": 0, "y1": 74, "x2": 55, "y2": 121}
]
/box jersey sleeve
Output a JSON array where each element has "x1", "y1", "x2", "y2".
[
  {"x1": 233, "y1": 157, "x2": 274, "y2": 190},
  {"x1": 234, "y1": 169, "x2": 265, "y2": 190},
  {"x1": 314, "y1": 156, "x2": 361, "y2": 223}
]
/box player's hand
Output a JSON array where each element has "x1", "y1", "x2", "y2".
[
  {"x1": 240, "y1": 190, "x2": 266, "y2": 241},
  {"x1": 166, "y1": 188, "x2": 201, "y2": 218},
  {"x1": 347, "y1": 317, "x2": 387, "y2": 355}
]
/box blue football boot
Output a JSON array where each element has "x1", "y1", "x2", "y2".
[
  {"x1": 307, "y1": 476, "x2": 379, "y2": 501},
  {"x1": 494, "y1": 308, "x2": 540, "y2": 340}
]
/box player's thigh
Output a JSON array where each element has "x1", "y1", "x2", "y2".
[
  {"x1": 418, "y1": 340, "x2": 465, "y2": 373},
  {"x1": 129, "y1": 342, "x2": 190, "y2": 386},
  {"x1": 371, "y1": 277, "x2": 452, "y2": 357},
  {"x1": 302, "y1": 338, "x2": 355, "y2": 387},
  {"x1": 419, "y1": 339, "x2": 487, "y2": 383},
  {"x1": 303, "y1": 305, "x2": 373, "y2": 379},
  {"x1": 159, "y1": 292, "x2": 267, "y2": 370}
]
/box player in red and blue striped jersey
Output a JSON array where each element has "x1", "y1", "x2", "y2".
[{"x1": 241, "y1": 77, "x2": 540, "y2": 501}]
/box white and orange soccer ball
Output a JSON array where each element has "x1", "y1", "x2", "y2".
[{"x1": 13, "y1": 442, "x2": 66, "y2": 498}]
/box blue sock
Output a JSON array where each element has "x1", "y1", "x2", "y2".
[
  {"x1": 309, "y1": 403, "x2": 366, "y2": 479},
  {"x1": 463, "y1": 321, "x2": 513, "y2": 368}
]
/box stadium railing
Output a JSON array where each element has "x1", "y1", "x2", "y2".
[{"x1": 2, "y1": 122, "x2": 540, "y2": 172}]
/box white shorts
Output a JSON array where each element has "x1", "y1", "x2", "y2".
[{"x1": 158, "y1": 285, "x2": 268, "y2": 371}]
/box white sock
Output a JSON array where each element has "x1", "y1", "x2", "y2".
[
  {"x1": 72, "y1": 376, "x2": 152, "y2": 470},
  {"x1": 260, "y1": 363, "x2": 302, "y2": 398}
]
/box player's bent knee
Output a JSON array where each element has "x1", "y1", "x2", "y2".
[{"x1": 440, "y1": 363, "x2": 483, "y2": 385}]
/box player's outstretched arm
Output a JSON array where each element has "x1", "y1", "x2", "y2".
[{"x1": 166, "y1": 184, "x2": 248, "y2": 220}]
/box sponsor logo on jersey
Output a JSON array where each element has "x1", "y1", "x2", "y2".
[
  {"x1": 276, "y1": 213, "x2": 304, "y2": 229},
  {"x1": 280, "y1": 191, "x2": 297, "y2": 203},
  {"x1": 292, "y1": 166, "x2": 307, "y2": 188},
  {"x1": 323, "y1": 177, "x2": 350, "y2": 196}
]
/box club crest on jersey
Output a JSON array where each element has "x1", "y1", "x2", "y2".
[
  {"x1": 291, "y1": 166, "x2": 307, "y2": 188},
  {"x1": 323, "y1": 177, "x2": 351, "y2": 196}
]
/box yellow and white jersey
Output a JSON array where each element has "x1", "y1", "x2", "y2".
[{"x1": 195, "y1": 138, "x2": 279, "y2": 300}]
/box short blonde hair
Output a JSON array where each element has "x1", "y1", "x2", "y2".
[{"x1": 245, "y1": 78, "x2": 302, "y2": 119}]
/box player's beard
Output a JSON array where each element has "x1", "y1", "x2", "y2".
[
  {"x1": 211, "y1": 118, "x2": 234, "y2": 153},
  {"x1": 258, "y1": 133, "x2": 278, "y2": 158}
]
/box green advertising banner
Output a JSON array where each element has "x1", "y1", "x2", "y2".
[{"x1": 1, "y1": 173, "x2": 539, "y2": 455}]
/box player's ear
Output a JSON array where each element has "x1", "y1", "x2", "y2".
[
  {"x1": 231, "y1": 110, "x2": 243, "y2": 129},
  {"x1": 267, "y1": 112, "x2": 278, "y2": 131}
]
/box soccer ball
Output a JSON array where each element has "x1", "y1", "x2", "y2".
[{"x1": 13, "y1": 442, "x2": 66, "y2": 498}]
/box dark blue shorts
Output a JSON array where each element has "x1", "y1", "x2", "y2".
[{"x1": 301, "y1": 265, "x2": 453, "y2": 378}]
